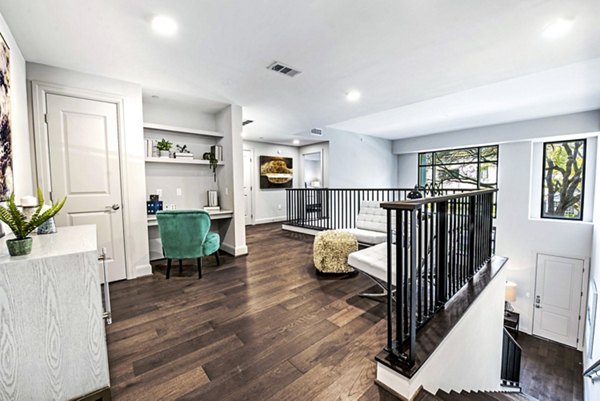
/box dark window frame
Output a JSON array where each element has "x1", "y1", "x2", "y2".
[
  {"x1": 540, "y1": 138, "x2": 587, "y2": 221},
  {"x1": 417, "y1": 145, "x2": 499, "y2": 190}
]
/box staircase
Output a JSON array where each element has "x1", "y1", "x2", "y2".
[{"x1": 415, "y1": 389, "x2": 539, "y2": 401}]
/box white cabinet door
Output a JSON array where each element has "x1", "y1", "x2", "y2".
[
  {"x1": 533, "y1": 254, "x2": 584, "y2": 347},
  {"x1": 46, "y1": 94, "x2": 127, "y2": 282}
]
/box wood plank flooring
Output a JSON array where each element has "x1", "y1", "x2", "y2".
[
  {"x1": 518, "y1": 333, "x2": 583, "y2": 401},
  {"x1": 107, "y1": 223, "x2": 390, "y2": 400},
  {"x1": 106, "y1": 223, "x2": 584, "y2": 401}
]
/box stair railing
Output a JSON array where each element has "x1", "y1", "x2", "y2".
[
  {"x1": 501, "y1": 328, "x2": 521, "y2": 387},
  {"x1": 583, "y1": 358, "x2": 600, "y2": 381},
  {"x1": 381, "y1": 189, "x2": 497, "y2": 368}
]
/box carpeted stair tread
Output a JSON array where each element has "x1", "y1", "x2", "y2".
[{"x1": 435, "y1": 390, "x2": 465, "y2": 401}]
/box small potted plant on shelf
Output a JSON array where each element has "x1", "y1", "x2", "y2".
[
  {"x1": 202, "y1": 151, "x2": 218, "y2": 181},
  {"x1": 156, "y1": 139, "x2": 173, "y2": 158},
  {"x1": 0, "y1": 189, "x2": 67, "y2": 256}
]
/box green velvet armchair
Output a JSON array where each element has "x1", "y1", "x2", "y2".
[{"x1": 156, "y1": 210, "x2": 221, "y2": 279}]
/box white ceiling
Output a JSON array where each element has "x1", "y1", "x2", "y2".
[{"x1": 1, "y1": 0, "x2": 600, "y2": 143}]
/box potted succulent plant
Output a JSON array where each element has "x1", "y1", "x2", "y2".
[
  {"x1": 0, "y1": 189, "x2": 67, "y2": 256},
  {"x1": 156, "y1": 139, "x2": 173, "y2": 158}
]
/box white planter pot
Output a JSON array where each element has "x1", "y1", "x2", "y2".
[{"x1": 159, "y1": 150, "x2": 170, "y2": 158}]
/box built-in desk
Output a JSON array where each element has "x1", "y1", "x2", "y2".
[
  {"x1": 146, "y1": 209, "x2": 233, "y2": 226},
  {"x1": 0, "y1": 225, "x2": 110, "y2": 400},
  {"x1": 147, "y1": 210, "x2": 234, "y2": 261}
]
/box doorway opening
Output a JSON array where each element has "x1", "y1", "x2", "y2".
[{"x1": 302, "y1": 151, "x2": 322, "y2": 188}]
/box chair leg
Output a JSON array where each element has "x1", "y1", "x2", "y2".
[
  {"x1": 197, "y1": 257, "x2": 203, "y2": 279},
  {"x1": 179, "y1": 259, "x2": 183, "y2": 274},
  {"x1": 166, "y1": 259, "x2": 172, "y2": 279},
  {"x1": 215, "y1": 250, "x2": 221, "y2": 266}
]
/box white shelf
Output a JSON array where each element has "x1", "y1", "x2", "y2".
[
  {"x1": 143, "y1": 122, "x2": 223, "y2": 138},
  {"x1": 145, "y1": 157, "x2": 224, "y2": 166},
  {"x1": 147, "y1": 210, "x2": 233, "y2": 226}
]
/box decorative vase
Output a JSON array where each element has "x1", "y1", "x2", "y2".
[
  {"x1": 159, "y1": 150, "x2": 170, "y2": 158},
  {"x1": 7, "y1": 237, "x2": 33, "y2": 256}
]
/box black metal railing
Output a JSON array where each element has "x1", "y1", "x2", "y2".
[
  {"x1": 583, "y1": 358, "x2": 600, "y2": 381},
  {"x1": 285, "y1": 186, "x2": 466, "y2": 231},
  {"x1": 381, "y1": 189, "x2": 496, "y2": 367},
  {"x1": 501, "y1": 328, "x2": 522, "y2": 387}
]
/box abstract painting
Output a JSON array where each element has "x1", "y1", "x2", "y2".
[
  {"x1": 259, "y1": 156, "x2": 293, "y2": 189},
  {"x1": 0, "y1": 32, "x2": 12, "y2": 201}
]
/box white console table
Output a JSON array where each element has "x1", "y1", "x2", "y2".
[{"x1": 0, "y1": 225, "x2": 110, "y2": 400}]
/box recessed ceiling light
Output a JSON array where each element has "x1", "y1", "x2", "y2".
[
  {"x1": 152, "y1": 15, "x2": 178, "y2": 36},
  {"x1": 241, "y1": 131, "x2": 247, "y2": 138},
  {"x1": 346, "y1": 90, "x2": 361, "y2": 102},
  {"x1": 542, "y1": 18, "x2": 574, "y2": 40},
  {"x1": 293, "y1": 139, "x2": 300, "y2": 145}
]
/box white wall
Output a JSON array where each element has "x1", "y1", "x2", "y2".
[
  {"x1": 393, "y1": 111, "x2": 600, "y2": 154},
  {"x1": 393, "y1": 112, "x2": 600, "y2": 336},
  {"x1": 26, "y1": 63, "x2": 151, "y2": 278},
  {"x1": 397, "y1": 153, "x2": 418, "y2": 188},
  {"x1": 0, "y1": 12, "x2": 33, "y2": 201},
  {"x1": 319, "y1": 127, "x2": 396, "y2": 188},
  {"x1": 584, "y1": 137, "x2": 600, "y2": 401},
  {"x1": 378, "y1": 264, "x2": 506, "y2": 399},
  {"x1": 243, "y1": 140, "x2": 299, "y2": 224},
  {"x1": 216, "y1": 105, "x2": 247, "y2": 255},
  {"x1": 143, "y1": 101, "x2": 217, "y2": 131}
]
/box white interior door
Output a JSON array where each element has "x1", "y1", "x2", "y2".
[
  {"x1": 243, "y1": 149, "x2": 254, "y2": 225},
  {"x1": 533, "y1": 254, "x2": 584, "y2": 347},
  {"x1": 46, "y1": 93, "x2": 127, "y2": 282}
]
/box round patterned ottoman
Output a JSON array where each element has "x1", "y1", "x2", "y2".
[{"x1": 313, "y1": 230, "x2": 358, "y2": 274}]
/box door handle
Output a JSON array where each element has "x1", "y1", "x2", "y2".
[{"x1": 109, "y1": 204, "x2": 120, "y2": 211}]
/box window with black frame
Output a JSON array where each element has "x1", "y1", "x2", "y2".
[
  {"x1": 418, "y1": 145, "x2": 499, "y2": 253},
  {"x1": 418, "y1": 145, "x2": 499, "y2": 191},
  {"x1": 541, "y1": 139, "x2": 586, "y2": 220}
]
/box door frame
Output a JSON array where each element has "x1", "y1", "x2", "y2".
[
  {"x1": 243, "y1": 147, "x2": 255, "y2": 225},
  {"x1": 30, "y1": 81, "x2": 133, "y2": 279},
  {"x1": 301, "y1": 149, "x2": 324, "y2": 188},
  {"x1": 531, "y1": 251, "x2": 589, "y2": 350}
]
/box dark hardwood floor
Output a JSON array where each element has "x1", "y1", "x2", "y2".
[
  {"x1": 519, "y1": 333, "x2": 583, "y2": 401},
  {"x1": 107, "y1": 223, "x2": 390, "y2": 400},
  {"x1": 106, "y1": 223, "x2": 584, "y2": 401}
]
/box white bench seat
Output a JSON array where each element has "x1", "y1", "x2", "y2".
[
  {"x1": 348, "y1": 242, "x2": 396, "y2": 286},
  {"x1": 344, "y1": 228, "x2": 387, "y2": 245}
]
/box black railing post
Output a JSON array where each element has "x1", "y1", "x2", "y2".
[
  {"x1": 385, "y1": 209, "x2": 393, "y2": 353},
  {"x1": 436, "y1": 201, "x2": 448, "y2": 304},
  {"x1": 408, "y1": 208, "x2": 418, "y2": 365},
  {"x1": 468, "y1": 195, "x2": 476, "y2": 276}
]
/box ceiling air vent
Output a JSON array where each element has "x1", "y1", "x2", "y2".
[
  {"x1": 267, "y1": 61, "x2": 302, "y2": 78},
  {"x1": 310, "y1": 128, "x2": 323, "y2": 136},
  {"x1": 242, "y1": 120, "x2": 254, "y2": 126}
]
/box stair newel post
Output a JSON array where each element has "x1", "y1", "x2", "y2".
[
  {"x1": 395, "y1": 209, "x2": 404, "y2": 355},
  {"x1": 385, "y1": 208, "x2": 393, "y2": 352},
  {"x1": 436, "y1": 200, "x2": 448, "y2": 304},
  {"x1": 408, "y1": 207, "x2": 418, "y2": 366}
]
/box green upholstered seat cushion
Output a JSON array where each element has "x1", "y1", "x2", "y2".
[
  {"x1": 156, "y1": 210, "x2": 220, "y2": 259},
  {"x1": 202, "y1": 232, "x2": 220, "y2": 255}
]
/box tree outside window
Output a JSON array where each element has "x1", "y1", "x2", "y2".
[
  {"x1": 542, "y1": 139, "x2": 586, "y2": 220},
  {"x1": 418, "y1": 146, "x2": 498, "y2": 190}
]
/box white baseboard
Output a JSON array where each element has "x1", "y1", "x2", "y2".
[
  {"x1": 221, "y1": 242, "x2": 248, "y2": 256},
  {"x1": 254, "y1": 216, "x2": 287, "y2": 225},
  {"x1": 281, "y1": 224, "x2": 319, "y2": 236},
  {"x1": 134, "y1": 263, "x2": 152, "y2": 278}
]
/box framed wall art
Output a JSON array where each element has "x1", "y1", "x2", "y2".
[
  {"x1": 259, "y1": 156, "x2": 293, "y2": 189},
  {"x1": 0, "y1": 32, "x2": 13, "y2": 201}
]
